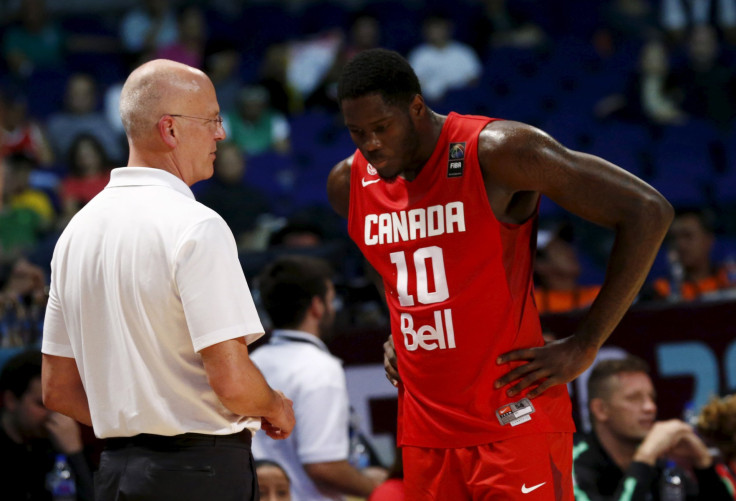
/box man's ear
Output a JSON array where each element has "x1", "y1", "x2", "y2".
[
  {"x1": 590, "y1": 397, "x2": 608, "y2": 423},
  {"x1": 158, "y1": 116, "x2": 178, "y2": 148},
  {"x1": 309, "y1": 295, "x2": 325, "y2": 320}
]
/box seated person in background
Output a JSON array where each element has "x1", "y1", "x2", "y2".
[
  {"x1": 407, "y1": 12, "x2": 483, "y2": 103},
  {"x1": 252, "y1": 255, "x2": 385, "y2": 500},
  {"x1": 267, "y1": 219, "x2": 324, "y2": 249},
  {"x1": 0, "y1": 257, "x2": 47, "y2": 347},
  {"x1": 45, "y1": 73, "x2": 124, "y2": 165},
  {"x1": 223, "y1": 85, "x2": 291, "y2": 155},
  {"x1": 644, "y1": 207, "x2": 735, "y2": 302},
  {"x1": 696, "y1": 394, "x2": 736, "y2": 490},
  {"x1": 59, "y1": 134, "x2": 112, "y2": 224},
  {"x1": 0, "y1": 153, "x2": 55, "y2": 258},
  {"x1": 573, "y1": 356, "x2": 731, "y2": 500},
  {"x1": 533, "y1": 223, "x2": 601, "y2": 314},
  {"x1": 0, "y1": 349, "x2": 94, "y2": 501},
  {"x1": 256, "y1": 459, "x2": 292, "y2": 501},
  {"x1": 595, "y1": 38, "x2": 687, "y2": 126},
  {"x1": 196, "y1": 142, "x2": 271, "y2": 249},
  {"x1": 0, "y1": 89, "x2": 55, "y2": 166}
]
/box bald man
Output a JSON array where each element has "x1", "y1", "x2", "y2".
[{"x1": 40, "y1": 59, "x2": 295, "y2": 501}]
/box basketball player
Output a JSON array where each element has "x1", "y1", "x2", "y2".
[{"x1": 326, "y1": 49, "x2": 673, "y2": 500}]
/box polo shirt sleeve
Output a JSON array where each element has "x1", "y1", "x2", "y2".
[
  {"x1": 174, "y1": 216, "x2": 264, "y2": 352},
  {"x1": 296, "y1": 361, "x2": 350, "y2": 464},
  {"x1": 41, "y1": 276, "x2": 74, "y2": 358}
]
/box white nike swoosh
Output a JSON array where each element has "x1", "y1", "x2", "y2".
[
  {"x1": 521, "y1": 482, "x2": 546, "y2": 494},
  {"x1": 361, "y1": 177, "x2": 380, "y2": 187}
]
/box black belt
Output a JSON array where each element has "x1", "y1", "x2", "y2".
[{"x1": 104, "y1": 430, "x2": 252, "y2": 450}]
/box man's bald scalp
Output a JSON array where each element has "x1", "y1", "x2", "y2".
[{"x1": 119, "y1": 59, "x2": 206, "y2": 142}]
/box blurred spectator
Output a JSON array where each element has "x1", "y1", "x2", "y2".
[
  {"x1": 1, "y1": 0, "x2": 65, "y2": 79},
  {"x1": 0, "y1": 257, "x2": 47, "y2": 347},
  {"x1": 343, "y1": 14, "x2": 381, "y2": 61},
  {"x1": 533, "y1": 223, "x2": 601, "y2": 315},
  {"x1": 0, "y1": 349, "x2": 94, "y2": 501},
  {"x1": 305, "y1": 14, "x2": 382, "y2": 112},
  {"x1": 661, "y1": 0, "x2": 736, "y2": 45},
  {"x1": 407, "y1": 13, "x2": 483, "y2": 102},
  {"x1": 470, "y1": 0, "x2": 547, "y2": 56},
  {"x1": 46, "y1": 73, "x2": 125, "y2": 164},
  {"x1": 119, "y1": 0, "x2": 178, "y2": 62},
  {"x1": 594, "y1": 0, "x2": 659, "y2": 57},
  {"x1": 268, "y1": 219, "x2": 324, "y2": 249},
  {"x1": 696, "y1": 394, "x2": 736, "y2": 488},
  {"x1": 256, "y1": 459, "x2": 292, "y2": 501},
  {"x1": 0, "y1": 153, "x2": 54, "y2": 259},
  {"x1": 59, "y1": 134, "x2": 112, "y2": 225},
  {"x1": 573, "y1": 356, "x2": 732, "y2": 500},
  {"x1": 155, "y1": 4, "x2": 207, "y2": 70},
  {"x1": 286, "y1": 30, "x2": 344, "y2": 106},
  {"x1": 0, "y1": 89, "x2": 54, "y2": 166},
  {"x1": 643, "y1": 207, "x2": 735, "y2": 302},
  {"x1": 205, "y1": 40, "x2": 243, "y2": 113},
  {"x1": 671, "y1": 24, "x2": 736, "y2": 130},
  {"x1": 252, "y1": 255, "x2": 385, "y2": 500},
  {"x1": 224, "y1": 85, "x2": 291, "y2": 155},
  {"x1": 258, "y1": 43, "x2": 304, "y2": 117},
  {"x1": 595, "y1": 38, "x2": 687, "y2": 125},
  {"x1": 197, "y1": 142, "x2": 272, "y2": 249}
]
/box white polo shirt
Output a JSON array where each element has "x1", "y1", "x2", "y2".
[
  {"x1": 42, "y1": 167, "x2": 264, "y2": 438},
  {"x1": 252, "y1": 330, "x2": 350, "y2": 501}
]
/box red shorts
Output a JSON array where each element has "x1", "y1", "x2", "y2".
[{"x1": 402, "y1": 432, "x2": 573, "y2": 500}]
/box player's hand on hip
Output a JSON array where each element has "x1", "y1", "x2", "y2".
[
  {"x1": 494, "y1": 335, "x2": 597, "y2": 398},
  {"x1": 262, "y1": 391, "x2": 295, "y2": 440},
  {"x1": 383, "y1": 335, "x2": 400, "y2": 387}
]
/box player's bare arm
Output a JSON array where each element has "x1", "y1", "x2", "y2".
[
  {"x1": 327, "y1": 155, "x2": 353, "y2": 219},
  {"x1": 483, "y1": 121, "x2": 674, "y2": 398}
]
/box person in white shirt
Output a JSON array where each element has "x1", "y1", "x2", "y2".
[
  {"x1": 40, "y1": 58, "x2": 295, "y2": 501},
  {"x1": 252, "y1": 255, "x2": 385, "y2": 500},
  {"x1": 407, "y1": 13, "x2": 483, "y2": 102}
]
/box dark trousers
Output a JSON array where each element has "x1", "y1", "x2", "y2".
[{"x1": 95, "y1": 431, "x2": 258, "y2": 501}]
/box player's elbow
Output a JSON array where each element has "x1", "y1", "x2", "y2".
[{"x1": 637, "y1": 190, "x2": 674, "y2": 233}]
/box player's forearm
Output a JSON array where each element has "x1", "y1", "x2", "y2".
[
  {"x1": 574, "y1": 194, "x2": 673, "y2": 350},
  {"x1": 304, "y1": 460, "x2": 381, "y2": 497}
]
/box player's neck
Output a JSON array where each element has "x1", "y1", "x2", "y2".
[{"x1": 401, "y1": 110, "x2": 446, "y2": 182}]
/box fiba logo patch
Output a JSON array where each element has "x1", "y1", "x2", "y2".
[
  {"x1": 447, "y1": 142, "x2": 465, "y2": 178},
  {"x1": 367, "y1": 164, "x2": 377, "y2": 176}
]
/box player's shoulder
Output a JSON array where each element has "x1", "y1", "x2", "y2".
[{"x1": 327, "y1": 154, "x2": 354, "y2": 219}]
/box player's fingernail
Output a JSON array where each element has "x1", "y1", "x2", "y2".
[
  {"x1": 496, "y1": 357, "x2": 502, "y2": 364},
  {"x1": 507, "y1": 389, "x2": 515, "y2": 396}
]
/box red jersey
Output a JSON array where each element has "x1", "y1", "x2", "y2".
[{"x1": 347, "y1": 112, "x2": 575, "y2": 448}]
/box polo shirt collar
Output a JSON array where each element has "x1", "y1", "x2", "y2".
[
  {"x1": 270, "y1": 329, "x2": 329, "y2": 353},
  {"x1": 107, "y1": 167, "x2": 195, "y2": 200}
]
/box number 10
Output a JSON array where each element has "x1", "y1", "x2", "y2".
[{"x1": 389, "y1": 246, "x2": 449, "y2": 307}]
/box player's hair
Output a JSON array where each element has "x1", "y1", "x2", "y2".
[
  {"x1": 257, "y1": 255, "x2": 333, "y2": 329},
  {"x1": 0, "y1": 349, "x2": 42, "y2": 399},
  {"x1": 587, "y1": 356, "x2": 650, "y2": 403},
  {"x1": 337, "y1": 48, "x2": 422, "y2": 108},
  {"x1": 696, "y1": 394, "x2": 736, "y2": 461}
]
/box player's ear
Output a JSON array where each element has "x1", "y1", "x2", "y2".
[{"x1": 409, "y1": 94, "x2": 425, "y2": 117}]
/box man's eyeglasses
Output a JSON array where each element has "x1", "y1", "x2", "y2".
[{"x1": 167, "y1": 114, "x2": 224, "y2": 129}]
